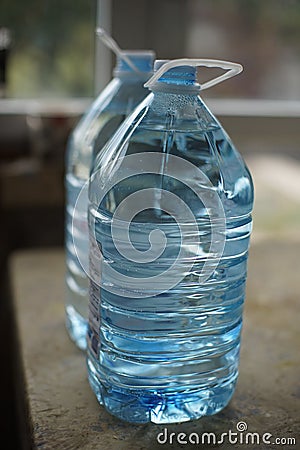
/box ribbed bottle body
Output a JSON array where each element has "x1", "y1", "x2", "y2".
[{"x1": 87, "y1": 92, "x2": 253, "y2": 422}]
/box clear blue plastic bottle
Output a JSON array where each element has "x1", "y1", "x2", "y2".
[
  {"x1": 87, "y1": 59, "x2": 254, "y2": 423},
  {"x1": 65, "y1": 50, "x2": 155, "y2": 349}
]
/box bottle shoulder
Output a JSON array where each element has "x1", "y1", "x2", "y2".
[
  {"x1": 66, "y1": 79, "x2": 151, "y2": 178},
  {"x1": 90, "y1": 92, "x2": 253, "y2": 216},
  {"x1": 74, "y1": 78, "x2": 122, "y2": 135}
]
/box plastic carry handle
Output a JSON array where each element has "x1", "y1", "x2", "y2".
[
  {"x1": 95, "y1": 27, "x2": 141, "y2": 74},
  {"x1": 144, "y1": 58, "x2": 243, "y2": 90}
]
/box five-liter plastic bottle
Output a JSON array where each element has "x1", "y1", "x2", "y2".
[
  {"x1": 65, "y1": 50, "x2": 155, "y2": 349},
  {"x1": 87, "y1": 58, "x2": 254, "y2": 424}
]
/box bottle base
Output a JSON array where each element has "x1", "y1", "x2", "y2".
[
  {"x1": 87, "y1": 355, "x2": 236, "y2": 424},
  {"x1": 65, "y1": 305, "x2": 87, "y2": 351},
  {"x1": 102, "y1": 384, "x2": 235, "y2": 424}
]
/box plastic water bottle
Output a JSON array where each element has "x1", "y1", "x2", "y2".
[
  {"x1": 65, "y1": 33, "x2": 155, "y2": 349},
  {"x1": 87, "y1": 59, "x2": 254, "y2": 423}
]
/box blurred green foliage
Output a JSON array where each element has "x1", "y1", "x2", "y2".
[{"x1": 0, "y1": 0, "x2": 95, "y2": 97}]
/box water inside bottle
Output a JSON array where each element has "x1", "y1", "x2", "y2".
[{"x1": 87, "y1": 115, "x2": 253, "y2": 423}]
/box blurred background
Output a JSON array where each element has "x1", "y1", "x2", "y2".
[{"x1": 0, "y1": 0, "x2": 299, "y2": 446}]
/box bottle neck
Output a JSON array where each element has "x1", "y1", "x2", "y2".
[
  {"x1": 116, "y1": 72, "x2": 153, "y2": 83},
  {"x1": 148, "y1": 89, "x2": 217, "y2": 130},
  {"x1": 113, "y1": 50, "x2": 155, "y2": 81}
]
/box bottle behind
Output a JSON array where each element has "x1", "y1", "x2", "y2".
[
  {"x1": 65, "y1": 51, "x2": 155, "y2": 349},
  {"x1": 87, "y1": 60, "x2": 254, "y2": 423}
]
